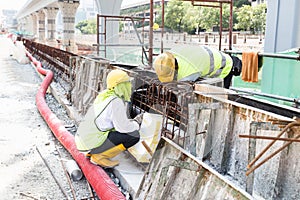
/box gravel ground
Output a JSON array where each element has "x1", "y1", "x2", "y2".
[{"x1": 0, "y1": 36, "x2": 98, "y2": 200}]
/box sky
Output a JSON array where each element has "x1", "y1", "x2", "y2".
[
  {"x1": 0, "y1": 0, "x2": 142, "y2": 11},
  {"x1": 0, "y1": 0, "x2": 27, "y2": 10}
]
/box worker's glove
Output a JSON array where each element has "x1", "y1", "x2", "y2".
[{"x1": 134, "y1": 113, "x2": 144, "y2": 127}]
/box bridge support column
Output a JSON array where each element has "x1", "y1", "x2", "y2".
[
  {"x1": 58, "y1": 1, "x2": 80, "y2": 53},
  {"x1": 43, "y1": 7, "x2": 59, "y2": 47},
  {"x1": 95, "y1": 0, "x2": 122, "y2": 44},
  {"x1": 18, "y1": 18, "x2": 26, "y2": 34},
  {"x1": 26, "y1": 15, "x2": 35, "y2": 36},
  {"x1": 23, "y1": 17, "x2": 32, "y2": 35},
  {"x1": 30, "y1": 14, "x2": 38, "y2": 38},
  {"x1": 37, "y1": 10, "x2": 46, "y2": 42}
]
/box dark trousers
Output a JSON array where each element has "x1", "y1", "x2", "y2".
[{"x1": 89, "y1": 130, "x2": 140, "y2": 154}]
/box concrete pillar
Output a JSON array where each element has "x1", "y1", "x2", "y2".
[
  {"x1": 95, "y1": 0, "x2": 122, "y2": 44},
  {"x1": 30, "y1": 14, "x2": 38, "y2": 38},
  {"x1": 262, "y1": 0, "x2": 300, "y2": 99},
  {"x1": 25, "y1": 15, "x2": 34, "y2": 36},
  {"x1": 18, "y1": 18, "x2": 26, "y2": 33},
  {"x1": 43, "y1": 7, "x2": 59, "y2": 46},
  {"x1": 23, "y1": 17, "x2": 31, "y2": 34},
  {"x1": 57, "y1": 1, "x2": 80, "y2": 53},
  {"x1": 265, "y1": 0, "x2": 300, "y2": 52},
  {"x1": 36, "y1": 10, "x2": 46, "y2": 42}
]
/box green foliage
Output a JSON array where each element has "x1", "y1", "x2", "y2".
[
  {"x1": 235, "y1": 3, "x2": 267, "y2": 33},
  {"x1": 76, "y1": 19, "x2": 97, "y2": 34},
  {"x1": 235, "y1": 5, "x2": 252, "y2": 31},
  {"x1": 234, "y1": 0, "x2": 251, "y2": 8},
  {"x1": 164, "y1": 0, "x2": 187, "y2": 32},
  {"x1": 252, "y1": 3, "x2": 267, "y2": 32},
  {"x1": 121, "y1": 0, "x2": 266, "y2": 35}
]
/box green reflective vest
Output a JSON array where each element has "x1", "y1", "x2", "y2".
[
  {"x1": 169, "y1": 45, "x2": 233, "y2": 81},
  {"x1": 75, "y1": 95, "x2": 117, "y2": 151}
]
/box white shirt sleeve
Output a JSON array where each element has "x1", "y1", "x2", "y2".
[
  {"x1": 111, "y1": 98, "x2": 140, "y2": 133},
  {"x1": 95, "y1": 97, "x2": 139, "y2": 133}
]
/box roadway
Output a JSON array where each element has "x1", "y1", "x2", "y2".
[{"x1": 0, "y1": 35, "x2": 93, "y2": 200}]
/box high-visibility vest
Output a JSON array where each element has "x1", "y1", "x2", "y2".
[
  {"x1": 75, "y1": 95, "x2": 117, "y2": 151},
  {"x1": 169, "y1": 45, "x2": 233, "y2": 81}
]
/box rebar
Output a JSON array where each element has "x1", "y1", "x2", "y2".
[{"x1": 36, "y1": 146, "x2": 69, "y2": 199}]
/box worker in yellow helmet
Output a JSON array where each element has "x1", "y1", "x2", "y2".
[
  {"x1": 154, "y1": 45, "x2": 242, "y2": 88},
  {"x1": 75, "y1": 69, "x2": 142, "y2": 168}
]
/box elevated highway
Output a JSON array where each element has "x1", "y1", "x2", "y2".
[{"x1": 16, "y1": 0, "x2": 123, "y2": 53}]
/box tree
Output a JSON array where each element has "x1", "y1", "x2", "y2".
[
  {"x1": 181, "y1": 3, "x2": 197, "y2": 33},
  {"x1": 234, "y1": 0, "x2": 251, "y2": 8},
  {"x1": 76, "y1": 20, "x2": 97, "y2": 34},
  {"x1": 164, "y1": 0, "x2": 186, "y2": 32},
  {"x1": 235, "y1": 5, "x2": 252, "y2": 31},
  {"x1": 235, "y1": 3, "x2": 267, "y2": 33},
  {"x1": 251, "y1": 3, "x2": 267, "y2": 33}
]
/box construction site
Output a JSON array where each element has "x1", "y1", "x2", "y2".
[{"x1": 1, "y1": 0, "x2": 300, "y2": 199}]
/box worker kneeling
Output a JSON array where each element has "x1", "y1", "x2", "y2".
[{"x1": 75, "y1": 69, "x2": 142, "y2": 168}]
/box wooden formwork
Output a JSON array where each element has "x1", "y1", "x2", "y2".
[
  {"x1": 136, "y1": 84, "x2": 300, "y2": 200},
  {"x1": 69, "y1": 56, "x2": 111, "y2": 118}
]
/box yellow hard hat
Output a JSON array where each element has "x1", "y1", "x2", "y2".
[
  {"x1": 154, "y1": 52, "x2": 175, "y2": 82},
  {"x1": 106, "y1": 69, "x2": 131, "y2": 89},
  {"x1": 153, "y1": 23, "x2": 159, "y2": 30}
]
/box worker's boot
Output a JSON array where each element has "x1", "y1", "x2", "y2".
[{"x1": 90, "y1": 144, "x2": 126, "y2": 168}]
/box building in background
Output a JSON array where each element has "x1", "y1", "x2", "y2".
[
  {"x1": 0, "y1": 9, "x2": 17, "y2": 32},
  {"x1": 251, "y1": 0, "x2": 267, "y2": 6}
]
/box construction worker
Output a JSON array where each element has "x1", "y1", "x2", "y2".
[
  {"x1": 75, "y1": 69, "x2": 142, "y2": 168},
  {"x1": 154, "y1": 45, "x2": 242, "y2": 88}
]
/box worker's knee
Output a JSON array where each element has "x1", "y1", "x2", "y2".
[{"x1": 124, "y1": 130, "x2": 140, "y2": 148}]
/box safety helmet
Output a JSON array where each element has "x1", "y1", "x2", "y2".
[
  {"x1": 106, "y1": 69, "x2": 131, "y2": 89},
  {"x1": 154, "y1": 52, "x2": 175, "y2": 82}
]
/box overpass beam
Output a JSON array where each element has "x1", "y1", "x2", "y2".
[
  {"x1": 43, "y1": 7, "x2": 59, "y2": 46},
  {"x1": 57, "y1": 1, "x2": 80, "y2": 53}
]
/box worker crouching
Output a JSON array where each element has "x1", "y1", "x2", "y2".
[
  {"x1": 75, "y1": 69, "x2": 142, "y2": 168},
  {"x1": 154, "y1": 45, "x2": 242, "y2": 88}
]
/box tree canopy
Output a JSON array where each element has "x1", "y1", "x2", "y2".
[
  {"x1": 75, "y1": 19, "x2": 97, "y2": 34},
  {"x1": 76, "y1": 0, "x2": 266, "y2": 35},
  {"x1": 158, "y1": 0, "x2": 266, "y2": 34}
]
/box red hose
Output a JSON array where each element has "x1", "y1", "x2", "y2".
[{"x1": 26, "y1": 51, "x2": 126, "y2": 200}]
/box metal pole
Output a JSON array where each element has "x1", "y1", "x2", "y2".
[
  {"x1": 231, "y1": 87, "x2": 298, "y2": 103},
  {"x1": 229, "y1": 0, "x2": 233, "y2": 50},
  {"x1": 96, "y1": 14, "x2": 99, "y2": 56},
  {"x1": 224, "y1": 50, "x2": 300, "y2": 61},
  {"x1": 219, "y1": 3, "x2": 223, "y2": 50},
  {"x1": 149, "y1": 0, "x2": 154, "y2": 67},
  {"x1": 161, "y1": 0, "x2": 165, "y2": 54}
]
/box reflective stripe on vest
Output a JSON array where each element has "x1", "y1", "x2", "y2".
[
  {"x1": 210, "y1": 51, "x2": 227, "y2": 78},
  {"x1": 170, "y1": 45, "x2": 232, "y2": 80},
  {"x1": 202, "y1": 46, "x2": 215, "y2": 75},
  {"x1": 203, "y1": 46, "x2": 228, "y2": 78}
]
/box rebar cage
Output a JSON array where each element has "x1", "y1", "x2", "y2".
[{"x1": 130, "y1": 69, "x2": 198, "y2": 148}]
